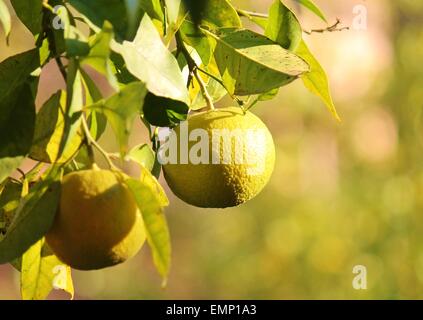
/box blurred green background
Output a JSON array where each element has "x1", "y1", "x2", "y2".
[{"x1": 1, "y1": 0, "x2": 423, "y2": 299}]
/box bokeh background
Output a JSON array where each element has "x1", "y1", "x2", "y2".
[{"x1": 1, "y1": 0, "x2": 423, "y2": 299}]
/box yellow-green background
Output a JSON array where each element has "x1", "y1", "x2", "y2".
[{"x1": 1, "y1": 0, "x2": 422, "y2": 299}]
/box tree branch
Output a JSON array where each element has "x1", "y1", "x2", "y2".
[{"x1": 303, "y1": 18, "x2": 349, "y2": 35}]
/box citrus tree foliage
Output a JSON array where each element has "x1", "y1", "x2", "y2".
[{"x1": 0, "y1": 0, "x2": 338, "y2": 299}]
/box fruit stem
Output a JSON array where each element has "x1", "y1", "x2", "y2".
[
  {"x1": 196, "y1": 67, "x2": 244, "y2": 106},
  {"x1": 175, "y1": 31, "x2": 215, "y2": 111},
  {"x1": 81, "y1": 116, "x2": 117, "y2": 170},
  {"x1": 193, "y1": 69, "x2": 215, "y2": 110}
]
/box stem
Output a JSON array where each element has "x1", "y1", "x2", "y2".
[
  {"x1": 196, "y1": 67, "x2": 244, "y2": 106},
  {"x1": 193, "y1": 70, "x2": 214, "y2": 110},
  {"x1": 54, "y1": 54, "x2": 116, "y2": 170},
  {"x1": 236, "y1": 9, "x2": 349, "y2": 35},
  {"x1": 175, "y1": 31, "x2": 215, "y2": 111},
  {"x1": 236, "y1": 9, "x2": 268, "y2": 19},
  {"x1": 303, "y1": 18, "x2": 349, "y2": 35},
  {"x1": 81, "y1": 116, "x2": 117, "y2": 170},
  {"x1": 16, "y1": 169, "x2": 26, "y2": 180},
  {"x1": 42, "y1": 1, "x2": 55, "y2": 12},
  {"x1": 55, "y1": 57, "x2": 67, "y2": 82}
]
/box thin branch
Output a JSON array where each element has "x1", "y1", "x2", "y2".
[
  {"x1": 55, "y1": 57, "x2": 67, "y2": 81},
  {"x1": 196, "y1": 67, "x2": 244, "y2": 106},
  {"x1": 303, "y1": 18, "x2": 349, "y2": 35},
  {"x1": 193, "y1": 70, "x2": 214, "y2": 110},
  {"x1": 16, "y1": 168, "x2": 26, "y2": 180},
  {"x1": 81, "y1": 116, "x2": 117, "y2": 170},
  {"x1": 236, "y1": 8, "x2": 349, "y2": 35},
  {"x1": 236, "y1": 9, "x2": 268, "y2": 19}
]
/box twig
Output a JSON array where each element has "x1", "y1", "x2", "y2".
[
  {"x1": 193, "y1": 70, "x2": 214, "y2": 110},
  {"x1": 55, "y1": 57, "x2": 67, "y2": 81},
  {"x1": 196, "y1": 67, "x2": 244, "y2": 106},
  {"x1": 16, "y1": 168, "x2": 26, "y2": 180},
  {"x1": 236, "y1": 9, "x2": 268, "y2": 19},
  {"x1": 81, "y1": 116, "x2": 117, "y2": 170},
  {"x1": 236, "y1": 8, "x2": 349, "y2": 35},
  {"x1": 303, "y1": 18, "x2": 349, "y2": 35},
  {"x1": 175, "y1": 31, "x2": 215, "y2": 110}
]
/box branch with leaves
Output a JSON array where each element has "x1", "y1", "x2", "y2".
[{"x1": 0, "y1": 0, "x2": 342, "y2": 300}]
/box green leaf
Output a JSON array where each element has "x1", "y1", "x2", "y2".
[
  {"x1": 125, "y1": 178, "x2": 170, "y2": 282},
  {"x1": 265, "y1": 0, "x2": 302, "y2": 51},
  {"x1": 10, "y1": 0, "x2": 43, "y2": 35},
  {"x1": 204, "y1": 28, "x2": 309, "y2": 95},
  {"x1": 80, "y1": 22, "x2": 119, "y2": 91},
  {"x1": 294, "y1": 0, "x2": 327, "y2": 23},
  {"x1": 0, "y1": 49, "x2": 40, "y2": 98},
  {"x1": 21, "y1": 238, "x2": 74, "y2": 300},
  {"x1": 60, "y1": 59, "x2": 84, "y2": 161},
  {"x1": 88, "y1": 82, "x2": 147, "y2": 155},
  {"x1": 68, "y1": 0, "x2": 127, "y2": 41},
  {"x1": 0, "y1": 167, "x2": 62, "y2": 264},
  {"x1": 30, "y1": 91, "x2": 83, "y2": 163},
  {"x1": 296, "y1": 40, "x2": 340, "y2": 121},
  {"x1": 0, "y1": 180, "x2": 23, "y2": 236},
  {"x1": 139, "y1": 166, "x2": 169, "y2": 207},
  {"x1": 175, "y1": 46, "x2": 227, "y2": 109},
  {"x1": 138, "y1": 0, "x2": 164, "y2": 22},
  {"x1": 180, "y1": 20, "x2": 212, "y2": 65},
  {"x1": 200, "y1": 0, "x2": 241, "y2": 29},
  {"x1": 181, "y1": 0, "x2": 208, "y2": 26},
  {"x1": 0, "y1": 83, "x2": 36, "y2": 184},
  {"x1": 128, "y1": 144, "x2": 155, "y2": 172},
  {"x1": 116, "y1": 14, "x2": 190, "y2": 104},
  {"x1": 258, "y1": 88, "x2": 279, "y2": 101},
  {"x1": 247, "y1": 16, "x2": 268, "y2": 30},
  {"x1": 0, "y1": 0, "x2": 11, "y2": 41},
  {"x1": 80, "y1": 70, "x2": 107, "y2": 140},
  {"x1": 143, "y1": 93, "x2": 188, "y2": 127}
]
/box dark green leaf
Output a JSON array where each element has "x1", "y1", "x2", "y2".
[
  {"x1": 143, "y1": 93, "x2": 188, "y2": 127},
  {"x1": 0, "y1": 167, "x2": 62, "y2": 264},
  {"x1": 0, "y1": 83, "x2": 36, "y2": 184},
  {"x1": 10, "y1": 0, "x2": 43, "y2": 35},
  {"x1": 181, "y1": 0, "x2": 208, "y2": 26},
  {"x1": 68, "y1": 0, "x2": 139, "y2": 41},
  {"x1": 0, "y1": 179, "x2": 23, "y2": 235},
  {"x1": 66, "y1": 39, "x2": 90, "y2": 58},
  {"x1": 110, "y1": 51, "x2": 138, "y2": 85},
  {"x1": 265, "y1": 0, "x2": 302, "y2": 51},
  {"x1": 0, "y1": 49, "x2": 40, "y2": 98}
]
